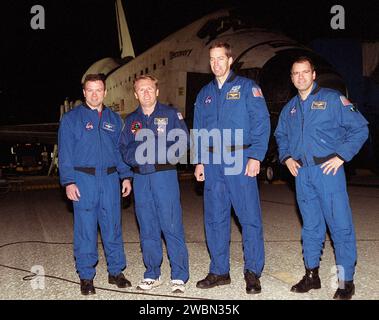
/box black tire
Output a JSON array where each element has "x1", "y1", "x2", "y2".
[{"x1": 265, "y1": 166, "x2": 274, "y2": 182}]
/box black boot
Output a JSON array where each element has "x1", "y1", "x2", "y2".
[
  {"x1": 290, "y1": 267, "x2": 321, "y2": 293},
  {"x1": 108, "y1": 273, "x2": 132, "y2": 288},
  {"x1": 196, "y1": 273, "x2": 231, "y2": 289},
  {"x1": 333, "y1": 280, "x2": 355, "y2": 300},
  {"x1": 244, "y1": 270, "x2": 261, "y2": 294},
  {"x1": 80, "y1": 279, "x2": 96, "y2": 295}
]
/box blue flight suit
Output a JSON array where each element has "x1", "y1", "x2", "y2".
[
  {"x1": 275, "y1": 83, "x2": 369, "y2": 281},
  {"x1": 119, "y1": 102, "x2": 189, "y2": 282},
  {"x1": 58, "y1": 104, "x2": 132, "y2": 280},
  {"x1": 193, "y1": 72, "x2": 271, "y2": 276}
]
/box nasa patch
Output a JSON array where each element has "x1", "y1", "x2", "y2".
[
  {"x1": 205, "y1": 96, "x2": 212, "y2": 104},
  {"x1": 131, "y1": 120, "x2": 142, "y2": 134},
  {"x1": 85, "y1": 122, "x2": 94, "y2": 130},
  {"x1": 290, "y1": 106, "x2": 297, "y2": 115}
]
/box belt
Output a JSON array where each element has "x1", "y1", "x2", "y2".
[
  {"x1": 208, "y1": 144, "x2": 251, "y2": 153},
  {"x1": 133, "y1": 164, "x2": 176, "y2": 174},
  {"x1": 74, "y1": 166, "x2": 117, "y2": 176},
  {"x1": 295, "y1": 153, "x2": 337, "y2": 167},
  {"x1": 313, "y1": 153, "x2": 337, "y2": 165}
]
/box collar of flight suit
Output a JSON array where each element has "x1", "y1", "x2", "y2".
[
  {"x1": 136, "y1": 101, "x2": 161, "y2": 118},
  {"x1": 296, "y1": 82, "x2": 322, "y2": 105},
  {"x1": 212, "y1": 71, "x2": 238, "y2": 89}
]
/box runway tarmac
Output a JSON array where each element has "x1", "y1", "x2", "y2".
[{"x1": 0, "y1": 177, "x2": 378, "y2": 301}]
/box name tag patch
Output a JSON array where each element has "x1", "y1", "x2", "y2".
[
  {"x1": 311, "y1": 101, "x2": 327, "y2": 110},
  {"x1": 226, "y1": 92, "x2": 240, "y2": 100},
  {"x1": 154, "y1": 118, "x2": 168, "y2": 125},
  {"x1": 102, "y1": 122, "x2": 115, "y2": 131}
]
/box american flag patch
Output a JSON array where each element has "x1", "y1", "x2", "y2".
[
  {"x1": 340, "y1": 95, "x2": 352, "y2": 106},
  {"x1": 177, "y1": 112, "x2": 183, "y2": 120},
  {"x1": 252, "y1": 86, "x2": 263, "y2": 98}
]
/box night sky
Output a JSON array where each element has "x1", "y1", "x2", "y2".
[{"x1": 1, "y1": 0, "x2": 378, "y2": 125}]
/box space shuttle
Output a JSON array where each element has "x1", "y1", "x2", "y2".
[{"x1": 83, "y1": 0, "x2": 346, "y2": 127}]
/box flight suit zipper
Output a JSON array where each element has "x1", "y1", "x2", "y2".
[
  {"x1": 299, "y1": 100, "x2": 309, "y2": 166},
  {"x1": 216, "y1": 86, "x2": 221, "y2": 123},
  {"x1": 98, "y1": 112, "x2": 103, "y2": 170}
]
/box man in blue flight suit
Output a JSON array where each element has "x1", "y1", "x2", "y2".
[
  {"x1": 275, "y1": 56, "x2": 369, "y2": 300},
  {"x1": 119, "y1": 75, "x2": 189, "y2": 294},
  {"x1": 193, "y1": 42, "x2": 270, "y2": 294},
  {"x1": 58, "y1": 74, "x2": 133, "y2": 295}
]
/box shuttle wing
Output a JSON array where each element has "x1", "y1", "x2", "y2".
[{"x1": 0, "y1": 123, "x2": 58, "y2": 144}]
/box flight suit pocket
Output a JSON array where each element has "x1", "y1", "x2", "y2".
[
  {"x1": 203, "y1": 165, "x2": 211, "y2": 189},
  {"x1": 103, "y1": 172, "x2": 120, "y2": 207},
  {"x1": 203, "y1": 110, "x2": 217, "y2": 130},
  {"x1": 319, "y1": 166, "x2": 347, "y2": 194},
  {"x1": 73, "y1": 172, "x2": 97, "y2": 210},
  {"x1": 315, "y1": 128, "x2": 336, "y2": 149}
]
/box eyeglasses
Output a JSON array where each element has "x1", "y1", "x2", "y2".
[{"x1": 291, "y1": 70, "x2": 312, "y2": 77}]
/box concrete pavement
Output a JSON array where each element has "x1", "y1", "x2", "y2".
[{"x1": 0, "y1": 177, "x2": 378, "y2": 300}]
